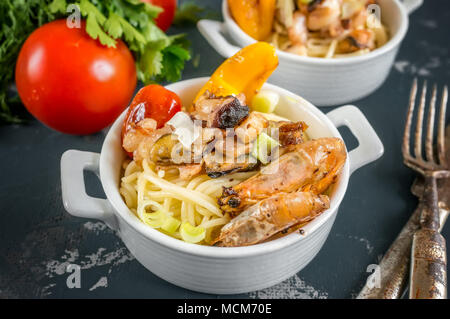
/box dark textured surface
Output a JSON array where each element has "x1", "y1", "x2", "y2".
[{"x1": 0, "y1": 0, "x2": 449, "y2": 299}]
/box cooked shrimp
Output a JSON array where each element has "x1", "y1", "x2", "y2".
[
  {"x1": 288, "y1": 11, "x2": 308, "y2": 45},
  {"x1": 122, "y1": 118, "x2": 157, "y2": 154},
  {"x1": 350, "y1": 4, "x2": 368, "y2": 29},
  {"x1": 285, "y1": 44, "x2": 308, "y2": 56},
  {"x1": 307, "y1": 0, "x2": 342, "y2": 31},
  {"x1": 218, "y1": 137, "x2": 346, "y2": 215},
  {"x1": 123, "y1": 119, "x2": 175, "y2": 163},
  {"x1": 213, "y1": 191, "x2": 330, "y2": 247},
  {"x1": 286, "y1": 11, "x2": 308, "y2": 55},
  {"x1": 337, "y1": 29, "x2": 375, "y2": 53}
]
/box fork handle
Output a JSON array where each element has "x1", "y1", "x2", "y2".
[
  {"x1": 409, "y1": 175, "x2": 447, "y2": 299},
  {"x1": 357, "y1": 207, "x2": 421, "y2": 299},
  {"x1": 409, "y1": 228, "x2": 447, "y2": 298},
  {"x1": 420, "y1": 176, "x2": 441, "y2": 230}
]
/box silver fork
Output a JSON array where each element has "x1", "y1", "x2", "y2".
[{"x1": 403, "y1": 78, "x2": 449, "y2": 299}]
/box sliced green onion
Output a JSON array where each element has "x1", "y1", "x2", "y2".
[
  {"x1": 143, "y1": 216, "x2": 164, "y2": 228},
  {"x1": 142, "y1": 210, "x2": 165, "y2": 228},
  {"x1": 251, "y1": 132, "x2": 280, "y2": 165},
  {"x1": 146, "y1": 210, "x2": 164, "y2": 219},
  {"x1": 251, "y1": 90, "x2": 280, "y2": 113},
  {"x1": 161, "y1": 216, "x2": 181, "y2": 234},
  {"x1": 180, "y1": 222, "x2": 206, "y2": 244}
]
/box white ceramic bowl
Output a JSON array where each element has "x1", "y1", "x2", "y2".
[
  {"x1": 198, "y1": 0, "x2": 423, "y2": 107},
  {"x1": 61, "y1": 78, "x2": 383, "y2": 294}
]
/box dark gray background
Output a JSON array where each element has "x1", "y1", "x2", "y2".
[{"x1": 0, "y1": 0, "x2": 449, "y2": 299}]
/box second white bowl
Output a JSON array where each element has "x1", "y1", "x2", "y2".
[{"x1": 198, "y1": 0, "x2": 422, "y2": 107}]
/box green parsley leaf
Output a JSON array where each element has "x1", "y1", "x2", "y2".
[
  {"x1": 139, "y1": 45, "x2": 164, "y2": 82},
  {"x1": 158, "y1": 44, "x2": 191, "y2": 83},
  {"x1": 49, "y1": 0, "x2": 67, "y2": 14},
  {"x1": 85, "y1": 12, "x2": 117, "y2": 47},
  {"x1": 79, "y1": 0, "x2": 106, "y2": 25},
  {"x1": 118, "y1": 15, "x2": 146, "y2": 45},
  {"x1": 78, "y1": 0, "x2": 117, "y2": 47},
  {"x1": 0, "y1": 0, "x2": 191, "y2": 124},
  {"x1": 104, "y1": 12, "x2": 123, "y2": 39}
]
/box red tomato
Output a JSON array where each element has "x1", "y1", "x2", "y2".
[
  {"x1": 144, "y1": 0, "x2": 177, "y2": 31},
  {"x1": 15, "y1": 20, "x2": 137, "y2": 135},
  {"x1": 122, "y1": 84, "x2": 182, "y2": 139}
]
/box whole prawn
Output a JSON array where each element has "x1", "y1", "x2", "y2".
[
  {"x1": 218, "y1": 137, "x2": 346, "y2": 215},
  {"x1": 213, "y1": 191, "x2": 330, "y2": 247}
]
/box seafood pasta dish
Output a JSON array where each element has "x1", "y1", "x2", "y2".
[
  {"x1": 228, "y1": 0, "x2": 389, "y2": 58},
  {"x1": 119, "y1": 42, "x2": 346, "y2": 246}
]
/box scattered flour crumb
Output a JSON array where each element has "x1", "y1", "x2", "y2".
[
  {"x1": 335, "y1": 233, "x2": 374, "y2": 255},
  {"x1": 41, "y1": 283, "x2": 56, "y2": 297},
  {"x1": 394, "y1": 60, "x2": 410, "y2": 73},
  {"x1": 83, "y1": 221, "x2": 108, "y2": 234},
  {"x1": 424, "y1": 56, "x2": 441, "y2": 69},
  {"x1": 41, "y1": 247, "x2": 134, "y2": 294},
  {"x1": 44, "y1": 247, "x2": 134, "y2": 277},
  {"x1": 394, "y1": 57, "x2": 441, "y2": 76},
  {"x1": 43, "y1": 245, "x2": 135, "y2": 296},
  {"x1": 45, "y1": 249, "x2": 80, "y2": 277},
  {"x1": 417, "y1": 68, "x2": 430, "y2": 76},
  {"x1": 419, "y1": 19, "x2": 437, "y2": 29},
  {"x1": 348, "y1": 236, "x2": 374, "y2": 254},
  {"x1": 89, "y1": 277, "x2": 108, "y2": 291},
  {"x1": 248, "y1": 274, "x2": 328, "y2": 299}
]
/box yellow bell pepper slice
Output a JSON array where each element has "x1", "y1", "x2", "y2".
[
  {"x1": 228, "y1": 0, "x2": 276, "y2": 41},
  {"x1": 194, "y1": 42, "x2": 278, "y2": 103}
]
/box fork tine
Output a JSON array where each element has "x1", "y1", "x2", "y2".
[
  {"x1": 403, "y1": 78, "x2": 417, "y2": 159},
  {"x1": 425, "y1": 84, "x2": 437, "y2": 163},
  {"x1": 438, "y1": 85, "x2": 448, "y2": 166},
  {"x1": 414, "y1": 80, "x2": 427, "y2": 160}
]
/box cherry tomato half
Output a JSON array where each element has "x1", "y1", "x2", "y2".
[
  {"x1": 15, "y1": 20, "x2": 137, "y2": 135},
  {"x1": 122, "y1": 84, "x2": 182, "y2": 139},
  {"x1": 144, "y1": 0, "x2": 177, "y2": 31}
]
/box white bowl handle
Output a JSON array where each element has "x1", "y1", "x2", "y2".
[
  {"x1": 197, "y1": 19, "x2": 241, "y2": 58},
  {"x1": 61, "y1": 150, "x2": 118, "y2": 230},
  {"x1": 327, "y1": 105, "x2": 384, "y2": 176},
  {"x1": 400, "y1": 0, "x2": 423, "y2": 14}
]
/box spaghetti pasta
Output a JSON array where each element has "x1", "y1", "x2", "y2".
[
  {"x1": 263, "y1": 0, "x2": 390, "y2": 59},
  {"x1": 269, "y1": 21, "x2": 388, "y2": 58},
  {"x1": 119, "y1": 159, "x2": 257, "y2": 244}
]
